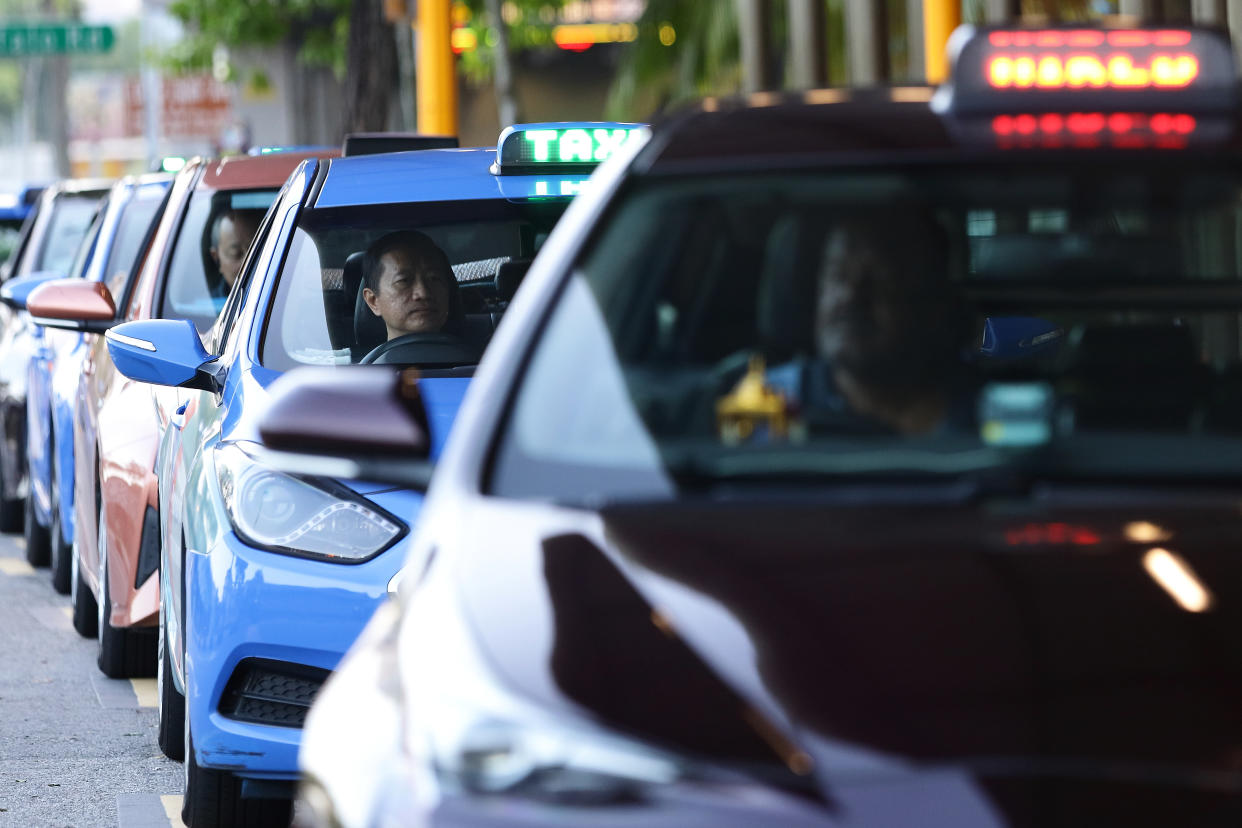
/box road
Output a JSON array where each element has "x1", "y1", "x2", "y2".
[{"x1": 0, "y1": 532, "x2": 184, "y2": 827}]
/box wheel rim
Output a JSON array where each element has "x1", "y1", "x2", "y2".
[
  {"x1": 50, "y1": 443, "x2": 61, "y2": 551},
  {"x1": 70, "y1": 537, "x2": 79, "y2": 603},
  {"x1": 96, "y1": 505, "x2": 106, "y2": 641},
  {"x1": 183, "y1": 688, "x2": 191, "y2": 795},
  {"x1": 157, "y1": 602, "x2": 167, "y2": 722}
]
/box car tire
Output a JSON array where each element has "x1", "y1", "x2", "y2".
[
  {"x1": 0, "y1": 450, "x2": 22, "y2": 533},
  {"x1": 70, "y1": 534, "x2": 98, "y2": 638},
  {"x1": 49, "y1": 444, "x2": 71, "y2": 594},
  {"x1": 96, "y1": 509, "x2": 156, "y2": 678},
  {"x1": 157, "y1": 599, "x2": 185, "y2": 761},
  {"x1": 0, "y1": 495, "x2": 20, "y2": 532},
  {"x1": 183, "y1": 716, "x2": 292, "y2": 827},
  {"x1": 23, "y1": 473, "x2": 50, "y2": 567}
]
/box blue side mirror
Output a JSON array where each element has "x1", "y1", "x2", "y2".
[
  {"x1": 0, "y1": 270, "x2": 66, "y2": 311},
  {"x1": 104, "y1": 319, "x2": 221, "y2": 392}
]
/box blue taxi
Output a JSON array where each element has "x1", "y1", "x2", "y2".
[
  {"x1": 103, "y1": 123, "x2": 640, "y2": 827},
  {"x1": 260, "y1": 24, "x2": 1242, "y2": 828}
]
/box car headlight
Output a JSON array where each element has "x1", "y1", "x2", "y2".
[
  {"x1": 214, "y1": 442, "x2": 406, "y2": 562},
  {"x1": 428, "y1": 707, "x2": 682, "y2": 806}
]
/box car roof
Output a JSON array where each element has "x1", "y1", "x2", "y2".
[
  {"x1": 314, "y1": 147, "x2": 578, "y2": 208},
  {"x1": 198, "y1": 149, "x2": 338, "y2": 190},
  {"x1": 640, "y1": 87, "x2": 1242, "y2": 173},
  {"x1": 45, "y1": 177, "x2": 113, "y2": 198}
]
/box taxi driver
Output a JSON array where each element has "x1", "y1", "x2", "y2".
[{"x1": 361, "y1": 230, "x2": 453, "y2": 341}]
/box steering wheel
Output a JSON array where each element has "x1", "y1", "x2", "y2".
[{"x1": 360, "y1": 331, "x2": 481, "y2": 366}]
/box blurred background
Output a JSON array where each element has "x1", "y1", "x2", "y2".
[{"x1": 0, "y1": 0, "x2": 1228, "y2": 183}]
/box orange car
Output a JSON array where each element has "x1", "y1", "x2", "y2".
[{"x1": 34, "y1": 151, "x2": 334, "y2": 678}]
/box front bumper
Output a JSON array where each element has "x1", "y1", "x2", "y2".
[{"x1": 185, "y1": 526, "x2": 403, "y2": 778}]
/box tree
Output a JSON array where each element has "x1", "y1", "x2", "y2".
[
  {"x1": 606, "y1": 0, "x2": 742, "y2": 120},
  {"x1": 343, "y1": 0, "x2": 397, "y2": 132}
]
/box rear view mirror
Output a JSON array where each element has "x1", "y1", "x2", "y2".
[
  {"x1": 0, "y1": 270, "x2": 65, "y2": 311},
  {"x1": 27, "y1": 279, "x2": 117, "y2": 333},
  {"x1": 256, "y1": 367, "x2": 434, "y2": 489},
  {"x1": 105, "y1": 319, "x2": 221, "y2": 392}
]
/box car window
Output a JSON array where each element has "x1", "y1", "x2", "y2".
[
  {"x1": 32, "y1": 194, "x2": 99, "y2": 277},
  {"x1": 0, "y1": 218, "x2": 24, "y2": 265},
  {"x1": 260, "y1": 200, "x2": 565, "y2": 371},
  {"x1": 102, "y1": 185, "x2": 167, "y2": 305},
  {"x1": 159, "y1": 188, "x2": 277, "y2": 334},
  {"x1": 491, "y1": 162, "x2": 1242, "y2": 502},
  {"x1": 66, "y1": 205, "x2": 105, "y2": 281}
]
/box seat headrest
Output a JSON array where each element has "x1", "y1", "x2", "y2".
[
  {"x1": 755, "y1": 215, "x2": 829, "y2": 361},
  {"x1": 496, "y1": 259, "x2": 532, "y2": 301},
  {"x1": 345, "y1": 252, "x2": 388, "y2": 359}
]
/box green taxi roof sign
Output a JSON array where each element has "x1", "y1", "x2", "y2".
[{"x1": 494, "y1": 123, "x2": 643, "y2": 174}]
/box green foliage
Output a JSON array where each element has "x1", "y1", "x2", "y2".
[
  {"x1": 164, "y1": 0, "x2": 350, "y2": 77},
  {"x1": 453, "y1": 0, "x2": 571, "y2": 83},
  {"x1": 606, "y1": 0, "x2": 742, "y2": 120}
]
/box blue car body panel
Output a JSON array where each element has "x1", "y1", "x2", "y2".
[{"x1": 27, "y1": 177, "x2": 171, "y2": 539}]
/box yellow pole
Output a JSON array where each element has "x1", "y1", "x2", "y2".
[
  {"x1": 923, "y1": 0, "x2": 961, "y2": 84},
  {"x1": 416, "y1": 0, "x2": 458, "y2": 135}
]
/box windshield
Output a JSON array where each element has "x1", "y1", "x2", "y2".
[
  {"x1": 491, "y1": 161, "x2": 1242, "y2": 502},
  {"x1": 261, "y1": 200, "x2": 566, "y2": 371},
  {"x1": 103, "y1": 185, "x2": 167, "y2": 305},
  {"x1": 33, "y1": 194, "x2": 99, "y2": 277},
  {"x1": 160, "y1": 188, "x2": 276, "y2": 333}
]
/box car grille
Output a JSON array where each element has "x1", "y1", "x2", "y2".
[{"x1": 219, "y1": 659, "x2": 330, "y2": 728}]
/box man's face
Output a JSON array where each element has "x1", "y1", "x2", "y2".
[
  {"x1": 816, "y1": 230, "x2": 904, "y2": 366},
  {"x1": 212, "y1": 214, "x2": 257, "y2": 288},
  {"x1": 363, "y1": 247, "x2": 451, "y2": 339}
]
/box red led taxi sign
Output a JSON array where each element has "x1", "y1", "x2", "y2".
[
  {"x1": 990, "y1": 111, "x2": 1197, "y2": 149},
  {"x1": 939, "y1": 25, "x2": 1238, "y2": 114}
]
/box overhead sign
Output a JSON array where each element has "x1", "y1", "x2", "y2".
[{"x1": 0, "y1": 23, "x2": 115, "y2": 56}]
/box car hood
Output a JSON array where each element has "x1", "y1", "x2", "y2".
[{"x1": 458, "y1": 494, "x2": 1242, "y2": 825}]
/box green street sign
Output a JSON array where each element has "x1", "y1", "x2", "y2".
[{"x1": 0, "y1": 23, "x2": 115, "y2": 57}]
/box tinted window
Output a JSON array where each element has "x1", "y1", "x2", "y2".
[{"x1": 492, "y1": 162, "x2": 1242, "y2": 502}]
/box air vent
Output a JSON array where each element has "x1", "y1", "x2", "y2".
[{"x1": 219, "y1": 659, "x2": 330, "y2": 729}]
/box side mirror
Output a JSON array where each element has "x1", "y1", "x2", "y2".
[
  {"x1": 0, "y1": 270, "x2": 66, "y2": 311},
  {"x1": 104, "y1": 319, "x2": 221, "y2": 392},
  {"x1": 255, "y1": 367, "x2": 434, "y2": 489},
  {"x1": 27, "y1": 279, "x2": 117, "y2": 333}
]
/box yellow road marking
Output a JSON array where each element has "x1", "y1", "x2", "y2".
[
  {"x1": 0, "y1": 559, "x2": 34, "y2": 576},
  {"x1": 130, "y1": 678, "x2": 158, "y2": 708},
  {"x1": 161, "y1": 794, "x2": 186, "y2": 827},
  {"x1": 61, "y1": 606, "x2": 71, "y2": 620}
]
